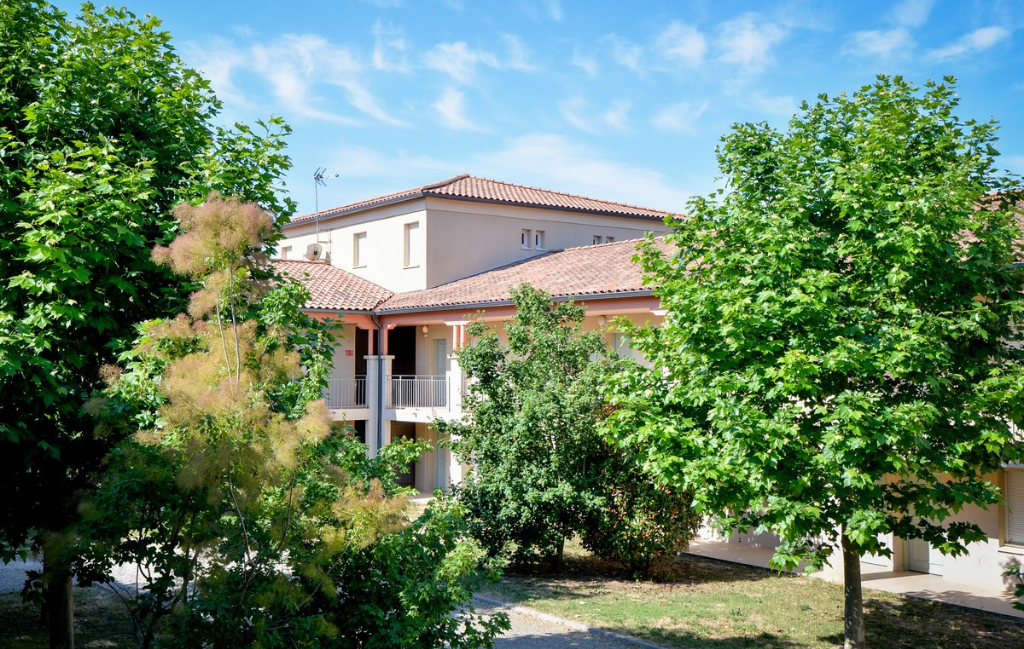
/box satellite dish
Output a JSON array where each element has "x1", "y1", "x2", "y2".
[{"x1": 305, "y1": 243, "x2": 323, "y2": 261}]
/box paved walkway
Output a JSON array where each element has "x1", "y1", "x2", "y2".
[{"x1": 687, "y1": 538, "x2": 1024, "y2": 620}]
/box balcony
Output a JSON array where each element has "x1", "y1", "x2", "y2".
[
  {"x1": 325, "y1": 377, "x2": 367, "y2": 409},
  {"x1": 388, "y1": 375, "x2": 448, "y2": 409}
]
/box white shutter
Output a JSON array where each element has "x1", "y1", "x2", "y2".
[{"x1": 1006, "y1": 470, "x2": 1024, "y2": 546}]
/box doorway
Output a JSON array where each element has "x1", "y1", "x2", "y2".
[
  {"x1": 391, "y1": 422, "x2": 416, "y2": 488},
  {"x1": 906, "y1": 537, "x2": 944, "y2": 575}
]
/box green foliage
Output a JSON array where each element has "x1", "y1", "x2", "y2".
[
  {"x1": 0, "y1": 0, "x2": 296, "y2": 571},
  {"x1": 83, "y1": 197, "x2": 504, "y2": 648},
  {"x1": 441, "y1": 284, "x2": 698, "y2": 573},
  {"x1": 604, "y1": 75, "x2": 1024, "y2": 644},
  {"x1": 582, "y1": 445, "x2": 701, "y2": 577},
  {"x1": 1002, "y1": 564, "x2": 1024, "y2": 612}
]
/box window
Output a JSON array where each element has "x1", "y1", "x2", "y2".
[
  {"x1": 404, "y1": 222, "x2": 421, "y2": 267},
  {"x1": 521, "y1": 229, "x2": 532, "y2": 249},
  {"x1": 534, "y1": 230, "x2": 545, "y2": 249},
  {"x1": 593, "y1": 235, "x2": 603, "y2": 245},
  {"x1": 353, "y1": 232, "x2": 366, "y2": 268},
  {"x1": 1006, "y1": 469, "x2": 1024, "y2": 546},
  {"x1": 606, "y1": 236, "x2": 615, "y2": 243},
  {"x1": 279, "y1": 245, "x2": 291, "y2": 260}
]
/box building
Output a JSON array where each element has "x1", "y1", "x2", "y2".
[
  {"x1": 275, "y1": 174, "x2": 673, "y2": 494},
  {"x1": 275, "y1": 174, "x2": 1024, "y2": 600}
]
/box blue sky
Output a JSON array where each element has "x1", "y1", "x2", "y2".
[{"x1": 54, "y1": 0, "x2": 1024, "y2": 216}]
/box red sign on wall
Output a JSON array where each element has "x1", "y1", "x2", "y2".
[{"x1": 345, "y1": 349, "x2": 354, "y2": 357}]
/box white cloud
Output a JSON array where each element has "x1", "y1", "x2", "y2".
[
  {"x1": 602, "y1": 100, "x2": 631, "y2": 129},
  {"x1": 928, "y1": 26, "x2": 1011, "y2": 61},
  {"x1": 187, "y1": 33, "x2": 406, "y2": 126},
  {"x1": 433, "y1": 88, "x2": 484, "y2": 131},
  {"x1": 571, "y1": 47, "x2": 599, "y2": 76},
  {"x1": 717, "y1": 15, "x2": 786, "y2": 72},
  {"x1": 559, "y1": 98, "x2": 631, "y2": 133},
  {"x1": 652, "y1": 101, "x2": 709, "y2": 134},
  {"x1": 360, "y1": 0, "x2": 402, "y2": 7},
  {"x1": 843, "y1": 28, "x2": 914, "y2": 58},
  {"x1": 654, "y1": 22, "x2": 707, "y2": 68},
  {"x1": 604, "y1": 35, "x2": 644, "y2": 71},
  {"x1": 372, "y1": 21, "x2": 409, "y2": 71},
  {"x1": 323, "y1": 145, "x2": 453, "y2": 181},
  {"x1": 424, "y1": 41, "x2": 499, "y2": 83},
  {"x1": 501, "y1": 34, "x2": 535, "y2": 71},
  {"x1": 891, "y1": 0, "x2": 935, "y2": 27},
  {"x1": 544, "y1": 0, "x2": 563, "y2": 22},
  {"x1": 476, "y1": 134, "x2": 692, "y2": 213}
]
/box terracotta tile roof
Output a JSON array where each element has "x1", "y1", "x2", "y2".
[
  {"x1": 274, "y1": 260, "x2": 393, "y2": 311},
  {"x1": 285, "y1": 174, "x2": 672, "y2": 225},
  {"x1": 380, "y1": 237, "x2": 670, "y2": 312}
]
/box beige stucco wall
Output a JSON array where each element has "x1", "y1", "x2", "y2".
[{"x1": 425, "y1": 200, "x2": 671, "y2": 289}]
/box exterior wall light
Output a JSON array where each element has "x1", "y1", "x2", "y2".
[{"x1": 422, "y1": 325, "x2": 429, "y2": 337}]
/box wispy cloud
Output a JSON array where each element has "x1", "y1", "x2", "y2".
[
  {"x1": 604, "y1": 35, "x2": 644, "y2": 71},
  {"x1": 571, "y1": 46, "x2": 599, "y2": 76},
  {"x1": 717, "y1": 15, "x2": 786, "y2": 72},
  {"x1": 559, "y1": 98, "x2": 631, "y2": 133},
  {"x1": 654, "y1": 22, "x2": 707, "y2": 68},
  {"x1": 748, "y1": 92, "x2": 797, "y2": 116},
  {"x1": 372, "y1": 21, "x2": 409, "y2": 71},
  {"x1": 891, "y1": 0, "x2": 935, "y2": 28},
  {"x1": 360, "y1": 0, "x2": 403, "y2": 7},
  {"x1": 476, "y1": 134, "x2": 692, "y2": 212},
  {"x1": 424, "y1": 41, "x2": 501, "y2": 83},
  {"x1": 433, "y1": 88, "x2": 484, "y2": 131},
  {"x1": 843, "y1": 28, "x2": 914, "y2": 58},
  {"x1": 501, "y1": 34, "x2": 535, "y2": 71},
  {"x1": 928, "y1": 26, "x2": 1011, "y2": 61},
  {"x1": 544, "y1": 0, "x2": 563, "y2": 22},
  {"x1": 652, "y1": 101, "x2": 709, "y2": 134}
]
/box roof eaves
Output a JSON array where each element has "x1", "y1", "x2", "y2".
[
  {"x1": 282, "y1": 191, "x2": 426, "y2": 228},
  {"x1": 377, "y1": 289, "x2": 654, "y2": 315},
  {"x1": 422, "y1": 193, "x2": 668, "y2": 221}
]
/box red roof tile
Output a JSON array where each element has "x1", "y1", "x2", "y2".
[
  {"x1": 285, "y1": 174, "x2": 672, "y2": 225},
  {"x1": 379, "y1": 237, "x2": 670, "y2": 312},
  {"x1": 274, "y1": 260, "x2": 393, "y2": 311}
]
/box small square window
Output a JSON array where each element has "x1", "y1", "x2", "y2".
[
  {"x1": 535, "y1": 231, "x2": 545, "y2": 249},
  {"x1": 606, "y1": 236, "x2": 615, "y2": 243},
  {"x1": 593, "y1": 235, "x2": 603, "y2": 245},
  {"x1": 280, "y1": 245, "x2": 292, "y2": 260},
  {"x1": 522, "y1": 229, "x2": 532, "y2": 249}
]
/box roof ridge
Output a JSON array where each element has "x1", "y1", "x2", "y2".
[
  {"x1": 435, "y1": 175, "x2": 667, "y2": 214},
  {"x1": 560, "y1": 236, "x2": 650, "y2": 252},
  {"x1": 420, "y1": 173, "x2": 470, "y2": 191}
]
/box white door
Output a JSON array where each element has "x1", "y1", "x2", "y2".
[{"x1": 907, "y1": 537, "x2": 944, "y2": 575}]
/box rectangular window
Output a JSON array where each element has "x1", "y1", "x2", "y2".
[
  {"x1": 353, "y1": 232, "x2": 366, "y2": 268},
  {"x1": 593, "y1": 235, "x2": 603, "y2": 245},
  {"x1": 1007, "y1": 469, "x2": 1024, "y2": 546},
  {"x1": 404, "y1": 222, "x2": 421, "y2": 267},
  {"x1": 280, "y1": 245, "x2": 291, "y2": 260},
  {"x1": 606, "y1": 236, "x2": 615, "y2": 243},
  {"x1": 534, "y1": 231, "x2": 545, "y2": 249},
  {"x1": 521, "y1": 229, "x2": 532, "y2": 249}
]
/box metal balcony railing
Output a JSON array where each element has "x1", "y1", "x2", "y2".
[
  {"x1": 389, "y1": 375, "x2": 448, "y2": 408},
  {"x1": 325, "y1": 377, "x2": 367, "y2": 409}
]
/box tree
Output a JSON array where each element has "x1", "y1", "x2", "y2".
[
  {"x1": 0, "y1": 3, "x2": 295, "y2": 647},
  {"x1": 441, "y1": 284, "x2": 698, "y2": 573},
  {"x1": 83, "y1": 195, "x2": 506, "y2": 648},
  {"x1": 604, "y1": 76, "x2": 1024, "y2": 649}
]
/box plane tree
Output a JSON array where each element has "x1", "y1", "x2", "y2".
[{"x1": 604, "y1": 76, "x2": 1024, "y2": 649}]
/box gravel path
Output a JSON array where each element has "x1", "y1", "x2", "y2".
[
  {"x1": 474, "y1": 596, "x2": 666, "y2": 649},
  {"x1": 3, "y1": 560, "x2": 665, "y2": 648}
]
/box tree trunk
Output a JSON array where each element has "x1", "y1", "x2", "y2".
[
  {"x1": 554, "y1": 535, "x2": 565, "y2": 573},
  {"x1": 42, "y1": 538, "x2": 74, "y2": 649},
  {"x1": 841, "y1": 527, "x2": 866, "y2": 649}
]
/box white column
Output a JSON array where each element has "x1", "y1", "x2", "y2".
[{"x1": 364, "y1": 354, "x2": 394, "y2": 458}]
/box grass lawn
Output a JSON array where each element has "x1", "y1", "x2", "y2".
[
  {"x1": 0, "y1": 587, "x2": 135, "y2": 649},
  {"x1": 480, "y1": 539, "x2": 1024, "y2": 649}
]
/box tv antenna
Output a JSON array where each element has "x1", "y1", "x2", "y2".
[{"x1": 313, "y1": 167, "x2": 339, "y2": 258}]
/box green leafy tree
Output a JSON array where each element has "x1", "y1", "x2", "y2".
[
  {"x1": 605, "y1": 76, "x2": 1024, "y2": 649},
  {"x1": 85, "y1": 195, "x2": 506, "y2": 648},
  {"x1": 0, "y1": 3, "x2": 294, "y2": 646},
  {"x1": 442, "y1": 284, "x2": 698, "y2": 573}
]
